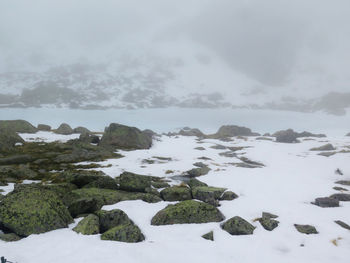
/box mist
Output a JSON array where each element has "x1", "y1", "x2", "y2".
[{"x1": 1, "y1": 0, "x2": 350, "y2": 114}]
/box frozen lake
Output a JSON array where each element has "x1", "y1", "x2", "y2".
[{"x1": 1, "y1": 108, "x2": 349, "y2": 136}]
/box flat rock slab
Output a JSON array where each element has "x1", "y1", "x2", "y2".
[{"x1": 312, "y1": 197, "x2": 339, "y2": 207}]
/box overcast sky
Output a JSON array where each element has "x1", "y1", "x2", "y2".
[{"x1": 1, "y1": 0, "x2": 349, "y2": 93}]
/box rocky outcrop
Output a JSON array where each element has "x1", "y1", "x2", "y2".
[
  {"x1": 0, "y1": 120, "x2": 37, "y2": 133},
  {"x1": 178, "y1": 127, "x2": 204, "y2": 137},
  {"x1": 99, "y1": 123, "x2": 152, "y2": 150},
  {"x1": 151, "y1": 200, "x2": 224, "y2": 225}
]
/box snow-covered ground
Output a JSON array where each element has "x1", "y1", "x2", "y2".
[{"x1": 1, "y1": 132, "x2": 350, "y2": 263}]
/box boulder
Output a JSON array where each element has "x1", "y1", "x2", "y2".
[
  {"x1": 192, "y1": 186, "x2": 226, "y2": 206},
  {"x1": 209, "y1": 125, "x2": 259, "y2": 139},
  {"x1": 0, "y1": 128, "x2": 24, "y2": 152},
  {"x1": 186, "y1": 166, "x2": 210, "y2": 177},
  {"x1": 0, "y1": 185, "x2": 73, "y2": 236},
  {"x1": 99, "y1": 123, "x2": 152, "y2": 150},
  {"x1": 100, "y1": 223, "x2": 145, "y2": 243},
  {"x1": 179, "y1": 127, "x2": 204, "y2": 137},
  {"x1": 119, "y1": 172, "x2": 152, "y2": 192},
  {"x1": 220, "y1": 191, "x2": 238, "y2": 201},
  {"x1": 258, "y1": 213, "x2": 279, "y2": 231},
  {"x1": 329, "y1": 193, "x2": 350, "y2": 201},
  {"x1": 73, "y1": 214, "x2": 100, "y2": 235},
  {"x1": 73, "y1": 126, "x2": 91, "y2": 134},
  {"x1": 273, "y1": 129, "x2": 299, "y2": 143},
  {"x1": 55, "y1": 123, "x2": 74, "y2": 135},
  {"x1": 0, "y1": 120, "x2": 37, "y2": 133},
  {"x1": 151, "y1": 200, "x2": 224, "y2": 225},
  {"x1": 298, "y1": 131, "x2": 326, "y2": 138},
  {"x1": 68, "y1": 198, "x2": 102, "y2": 218},
  {"x1": 37, "y1": 124, "x2": 51, "y2": 131},
  {"x1": 160, "y1": 186, "x2": 192, "y2": 201},
  {"x1": 96, "y1": 209, "x2": 133, "y2": 233},
  {"x1": 312, "y1": 197, "x2": 339, "y2": 207},
  {"x1": 310, "y1": 144, "x2": 336, "y2": 151},
  {"x1": 221, "y1": 216, "x2": 255, "y2": 235},
  {"x1": 0, "y1": 233, "x2": 22, "y2": 242},
  {"x1": 294, "y1": 224, "x2": 318, "y2": 234},
  {"x1": 202, "y1": 231, "x2": 214, "y2": 241}
]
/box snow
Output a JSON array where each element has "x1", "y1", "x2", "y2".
[
  {"x1": 1, "y1": 132, "x2": 350, "y2": 263},
  {"x1": 19, "y1": 131, "x2": 80, "y2": 143}
]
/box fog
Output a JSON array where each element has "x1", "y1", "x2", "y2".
[{"x1": 0, "y1": 0, "x2": 350, "y2": 114}]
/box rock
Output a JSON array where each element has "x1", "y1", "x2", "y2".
[
  {"x1": 329, "y1": 193, "x2": 350, "y2": 201},
  {"x1": 210, "y1": 144, "x2": 227, "y2": 150},
  {"x1": 294, "y1": 224, "x2": 318, "y2": 234},
  {"x1": 273, "y1": 129, "x2": 299, "y2": 143},
  {"x1": 219, "y1": 151, "x2": 237, "y2": 158},
  {"x1": 142, "y1": 129, "x2": 157, "y2": 138},
  {"x1": 0, "y1": 128, "x2": 24, "y2": 152},
  {"x1": 259, "y1": 214, "x2": 279, "y2": 231},
  {"x1": 333, "y1": 186, "x2": 348, "y2": 191},
  {"x1": 179, "y1": 127, "x2": 204, "y2": 137},
  {"x1": 220, "y1": 191, "x2": 238, "y2": 201},
  {"x1": 239, "y1": 157, "x2": 264, "y2": 167},
  {"x1": 0, "y1": 185, "x2": 73, "y2": 236},
  {"x1": 160, "y1": 186, "x2": 192, "y2": 201},
  {"x1": 192, "y1": 186, "x2": 226, "y2": 206},
  {"x1": 37, "y1": 124, "x2": 51, "y2": 131},
  {"x1": 334, "y1": 220, "x2": 350, "y2": 231},
  {"x1": 0, "y1": 154, "x2": 34, "y2": 165},
  {"x1": 335, "y1": 180, "x2": 350, "y2": 186},
  {"x1": 195, "y1": 147, "x2": 206, "y2": 151},
  {"x1": 0, "y1": 233, "x2": 22, "y2": 242},
  {"x1": 0, "y1": 120, "x2": 37, "y2": 133},
  {"x1": 151, "y1": 200, "x2": 224, "y2": 225},
  {"x1": 186, "y1": 178, "x2": 208, "y2": 188},
  {"x1": 119, "y1": 172, "x2": 152, "y2": 192},
  {"x1": 73, "y1": 214, "x2": 100, "y2": 235},
  {"x1": 96, "y1": 209, "x2": 133, "y2": 233},
  {"x1": 256, "y1": 137, "x2": 273, "y2": 141},
  {"x1": 151, "y1": 181, "x2": 170, "y2": 189},
  {"x1": 262, "y1": 212, "x2": 278, "y2": 219},
  {"x1": 55, "y1": 123, "x2": 74, "y2": 135},
  {"x1": 83, "y1": 176, "x2": 119, "y2": 190},
  {"x1": 312, "y1": 197, "x2": 339, "y2": 207},
  {"x1": 202, "y1": 231, "x2": 214, "y2": 241},
  {"x1": 310, "y1": 144, "x2": 336, "y2": 151},
  {"x1": 99, "y1": 123, "x2": 152, "y2": 150},
  {"x1": 0, "y1": 165, "x2": 37, "y2": 180},
  {"x1": 297, "y1": 131, "x2": 326, "y2": 138},
  {"x1": 335, "y1": 168, "x2": 344, "y2": 175},
  {"x1": 209, "y1": 125, "x2": 259, "y2": 139},
  {"x1": 62, "y1": 170, "x2": 107, "y2": 188},
  {"x1": 221, "y1": 216, "x2": 255, "y2": 235},
  {"x1": 186, "y1": 166, "x2": 211, "y2": 177},
  {"x1": 100, "y1": 223, "x2": 145, "y2": 243},
  {"x1": 68, "y1": 198, "x2": 102, "y2": 218},
  {"x1": 318, "y1": 152, "x2": 336, "y2": 157},
  {"x1": 79, "y1": 133, "x2": 100, "y2": 144},
  {"x1": 73, "y1": 126, "x2": 91, "y2": 134}
]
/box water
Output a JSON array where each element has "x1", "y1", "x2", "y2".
[{"x1": 1, "y1": 107, "x2": 349, "y2": 136}]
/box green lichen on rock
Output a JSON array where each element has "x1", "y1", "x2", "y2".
[
  {"x1": 0, "y1": 184, "x2": 73, "y2": 237},
  {"x1": 99, "y1": 123, "x2": 152, "y2": 150},
  {"x1": 68, "y1": 198, "x2": 102, "y2": 218},
  {"x1": 119, "y1": 172, "x2": 152, "y2": 192},
  {"x1": 220, "y1": 191, "x2": 238, "y2": 201},
  {"x1": 202, "y1": 231, "x2": 214, "y2": 241},
  {"x1": 186, "y1": 166, "x2": 210, "y2": 177},
  {"x1": 221, "y1": 216, "x2": 255, "y2": 235},
  {"x1": 0, "y1": 233, "x2": 22, "y2": 242},
  {"x1": 192, "y1": 186, "x2": 226, "y2": 200},
  {"x1": 100, "y1": 223, "x2": 145, "y2": 243},
  {"x1": 95, "y1": 209, "x2": 133, "y2": 233},
  {"x1": 294, "y1": 224, "x2": 318, "y2": 234},
  {"x1": 160, "y1": 186, "x2": 192, "y2": 201},
  {"x1": 151, "y1": 200, "x2": 225, "y2": 225},
  {"x1": 73, "y1": 214, "x2": 100, "y2": 235},
  {"x1": 0, "y1": 120, "x2": 37, "y2": 133},
  {"x1": 83, "y1": 176, "x2": 119, "y2": 190},
  {"x1": 259, "y1": 216, "x2": 279, "y2": 231},
  {"x1": 151, "y1": 181, "x2": 170, "y2": 189}
]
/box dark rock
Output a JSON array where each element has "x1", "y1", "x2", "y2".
[
  {"x1": 99, "y1": 123, "x2": 152, "y2": 150},
  {"x1": 96, "y1": 209, "x2": 133, "y2": 233},
  {"x1": 151, "y1": 181, "x2": 170, "y2": 189},
  {"x1": 312, "y1": 197, "x2": 339, "y2": 207},
  {"x1": 73, "y1": 214, "x2": 100, "y2": 235},
  {"x1": 318, "y1": 152, "x2": 336, "y2": 157},
  {"x1": 209, "y1": 125, "x2": 259, "y2": 139},
  {"x1": 62, "y1": 170, "x2": 107, "y2": 188},
  {"x1": 335, "y1": 180, "x2": 350, "y2": 186},
  {"x1": 192, "y1": 186, "x2": 226, "y2": 206},
  {"x1": 220, "y1": 191, "x2": 238, "y2": 201},
  {"x1": 0, "y1": 184, "x2": 73, "y2": 236},
  {"x1": 219, "y1": 151, "x2": 237, "y2": 158},
  {"x1": 259, "y1": 214, "x2": 279, "y2": 231},
  {"x1": 151, "y1": 200, "x2": 224, "y2": 225},
  {"x1": 194, "y1": 147, "x2": 206, "y2": 151},
  {"x1": 100, "y1": 223, "x2": 145, "y2": 243},
  {"x1": 73, "y1": 126, "x2": 91, "y2": 134},
  {"x1": 0, "y1": 165, "x2": 37, "y2": 180},
  {"x1": 68, "y1": 198, "x2": 102, "y2": 218},
  {"x1": 221, "y1": 216, "x2": 255, "y2": 235},
  {"x1": 78, "y1": 133, "x2": 100, "y2": 144},
  {"x1": 334, "y1": 220, "x2": 350, "y2": 230},
  {"x1": 160, "y1": 186, "x2": 192, "y2": 201},
  {"x1": 333, "y1": 186, "x2": 348, "y2": 192},
  {"x1": 186, "y1": 178, "x2": 208, "y2": 188},
  {"x1": 186, "y1": 166, "x2": 210, "y2": 177},
  {"x1": 294, "y1": 224, "x2": 318, "y2": 234},
  {"x1": 0, "y1": 233, "x2": 22, "y2": 242},
  {"x1": 83, "y1": 176, "x2": 119, "y2": 190},
  {"x1": 310, "y1": 144, "x2": 336, "y2": 151},
  {"x1": 273, "y1": 129, "x2": 299, "y2": 143},
  {"x1": 261, "y1": 212, "x2": 278, "y2": 219},
  {"x1": 37, "y1": 124, "x2": 51, "y2": 131},
  {"x1": 335, "y1": 168, "x2": 344, "y2": 175},
  {"x1": 179, "y1": 127, "x2": 204, "y2": 137},
  {"x1": 0, "y1": 128, "x2": 24, "y2": 152},
  {"x1": 329, "y1": 193, "x2": 350, "y2": 201},
  {"x1": 119, "y1": 172, "x2": 152, "y2": 192},
  {"x1": 0, "y1": 120, "x2": 37, "y2": 133},
  {"x1": 239, "y1": 157, "x2": 264, "y2": 167},
  {"x1": 202, "y1": 231, "x2": 214, "y2": 241},
  {"x1": 55, "y1": 123, "x2": 74, "y2": 135}
]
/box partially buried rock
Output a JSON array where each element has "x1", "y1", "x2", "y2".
[
  {"x1": 310, "y1": 143, "x2": 336, "y2": 151},
  {"x1": 37, "y1": 124, "x2": 51, "y2": 131},
  {"x1": 186, "y1": 178, "x2": 208, "y2": 188},
  {"x1": 202, "y1": 231, "x2": 214, "y2": 241},
  {"x1": 258, "y1": 213, "x2": 279, "y2": 231},
  {"x1": 96, "y1": 209, "x2": 133, "y2": 233},
  {"x1": 101, "y1": 223, "x2": 145, "y2": 243},
  {"x1": 99, "y1": 123, "x2": 152, "y2": 150},
  {"x1": 119, "y1": 172, "x2": 151, "y2": 192},
  {"x1": 55, "y1": 123, "x2": 74, "y2": 135},
  {"x1": 0, "y1": 184, "x2": 73, "y2": 237},
  {"x1": 151, "y1": 200, "x2": 224, "y2": 225},
  {"x1": 221, "y1": 216, "x2": 255, "y2": 235},
  {"x1": 186, "y1": 166, "x2": 210, "y2": 177},
  {"x1": 312, "y1": 197, "x2": 339, "y2": 207},
  {"x1": 334, "y1": 220, "x2": 350, "y2": 231},
  {"x1": 0, "y1": 120, "x2": 37, "y2": 133},
  {"x1": 160, "y1": 186, "x2": 192, "y2": 201},
  {"x1": 273, "y1": 129, "x2": 299, "y2": 143},
  {"x1": 220, "y1": 191, "x2": 238, "y2": 201},
  {"x1": 73, "y1": 214, "x2": 100, "y2": 235},
  {"x1": 335, "y1": 180, "x2": 350, "y2": 186},
  {"x1": 179, "y1": 127, "x2": 204, "y2": 137},
  {"x1": 294, "y1": 224, "x2": 318, "y2": 234},
  {"x1": 329, "y1": 193, "x2": 350, "y2": 201},
  {"x1": 73, "y1": 126, "x2": 91, "y2": 134},
  {"x1": 0, "y1": 233, "x2": 22, "y2": 242},
  {"x1": 209, "y1": 125, "x2": 259, "y2": 139}
]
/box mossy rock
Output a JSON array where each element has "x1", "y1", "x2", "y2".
[
  {"x1": 0, "y1": 128, "x2": 24, "y2": 152},
  {"x1": 202, "y1": 231, "x2": 214, "y2": 241},
  {"x1": 96, "y1": 209, "x2": 133, "y2": 233},
  {"x1": 42, "y1": 183, "x2": 77, "y2": 201},
  {"x1": 151, "y1": 181, "x2": 170, "y2": 189},
  {"x1": 0, "y1": 233, "x2": 22, "y2": 242},
  {"x1": 55, "y1": 123, "x2": 73, "y2": 135},
  {"x1": 259, "y1": 217, "x2": 279, "y2": 231},
  {"x1": 101, "y1": 223, "x2": 145, "y2": 243},
  {"x1": 151, "y1": 200, "x2": 225, "y2": 225},
  {"x1": 99, "y1": 123, "x2": 152, "y2": 150},
  {"x1": 192, "y1": 186, "x2": 226, "y2": 200},
  {"x1": 220, "y1": 191, "x2": 238, "y2": 201},
  {"x1": 0, "y1": 184, "x2": 73, "y2": 236},
  {"x1": 62, "y1": 170, "x2": 107, "y2": 188},
  {"x1": 294, "y1": 224, "x2": 318, "y2": 234},
  {"x1": 119, "y1": 172, "x2": 152, "y2": 192},
  {"x1": 0, "y1": 165, "x2": 37, "y2": 180},
  {"x1": 186, "y1": 178, "x2": 208, "y2": 188},
  {"x1": 73, "y1": 214, "x2": 100, "y2": 235},
  {"x1": 83, "y1": 176, "x2": 119, "y2": 190},
  {"x1": 68, "y1": 198, "x2": 102, "y2": 218},
  {"x1": 310, "y1": 143, "x2": 335, "y2": 151},
  {"x1": 160, "y1": 186, "x2": 192, "y2": 201},
  {"x1": 73, "y1": 126, "x2": 91, "y2": 134},
  {"x1": 37, "y1": 124, "x2": 51, "y2": 131},
  {"x1": 0, "y1": 120, "x2": 37, "y2": 133},
  {"x1": 186, "y1": 167, "x2": 210, "y2": 177},
  {"x1": 221, "y1": 216, "x2": 255, "y2": 235}
]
